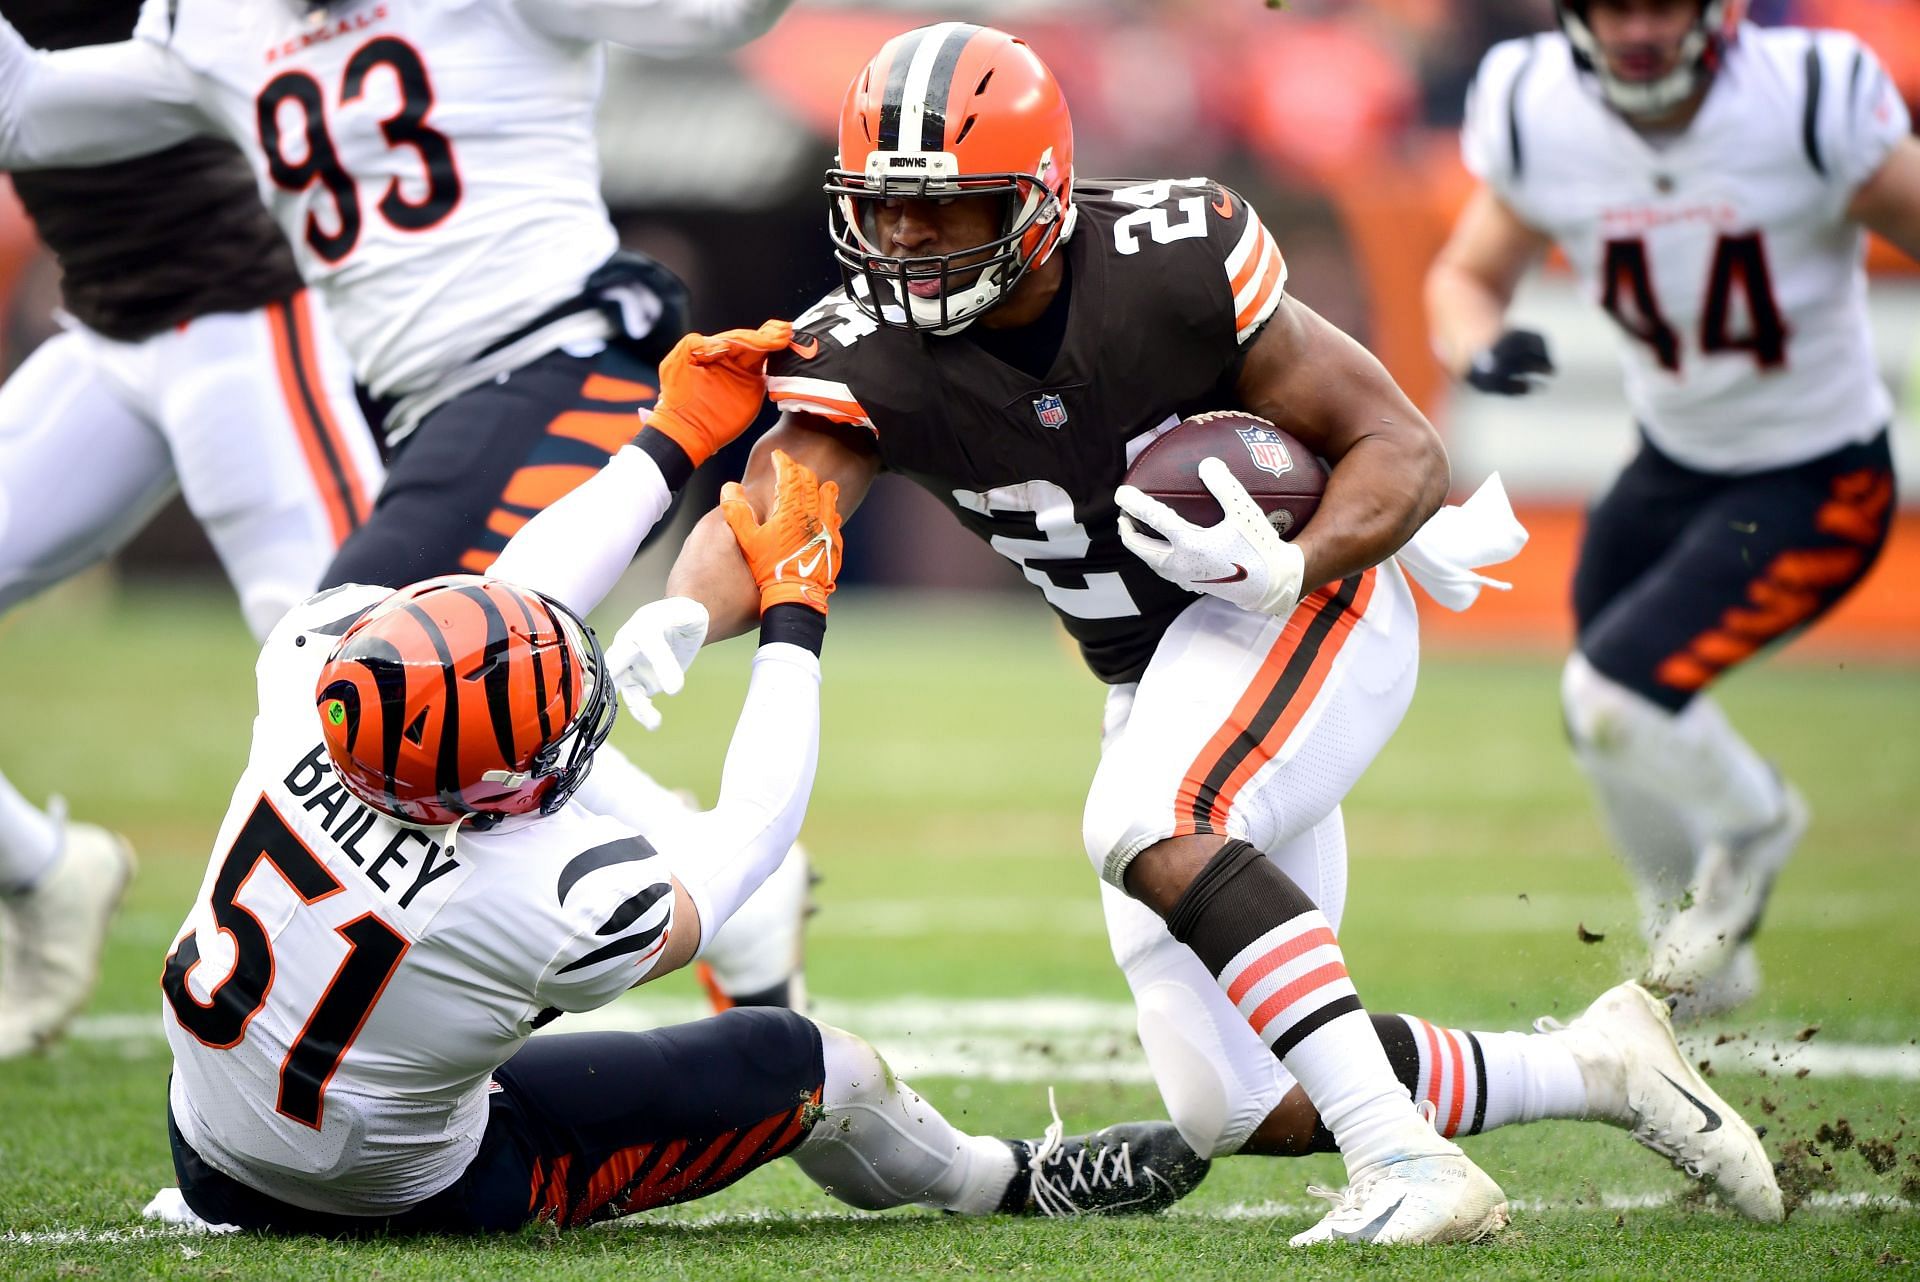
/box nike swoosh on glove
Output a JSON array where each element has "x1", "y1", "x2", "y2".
[
  {"x1": 604, "y1": 596, "x2": 710, "y2": 730},
  {"x1": 1115, "y1": 456, "x2": 1305, "y2": 617}
]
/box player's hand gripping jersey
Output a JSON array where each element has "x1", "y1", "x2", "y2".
[
  {"x1": 767, "y1": 178, "x2": 1288, "y2": 684},
  {"x1": 1464, "y1": 24, "x2": 1910, "y2": 473},
  {"x1": 0, "y1": 0, "x2": 785, "y2": 401}
]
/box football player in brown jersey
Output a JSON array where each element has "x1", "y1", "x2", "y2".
[{"x1": 639, "y1": 23, "x2": 1783, "y2": 1239}]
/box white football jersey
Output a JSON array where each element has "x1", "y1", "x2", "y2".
[
  {"x1": 131, "y1": 0, "x2": 619, "y2": 400},
  {"x1": 1465, "y1": 25, "x2": 1910, "y2": 473},
  {"x1": 163, "y1": 585, "x2": 678, "y2": 1216}
]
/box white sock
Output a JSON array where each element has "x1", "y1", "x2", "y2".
[
  {"x1": 792, "y1": 1022, "x2": 1019, "y2": 1214},
  {"x1": 0, "y1": 775, "x2": 61, "y2": 895},
  {"x1": 1289, "y1": 1009, "x2": 1455, "y2": 1177},
  {"x1": 1471, "y1": 1029, "x2": 1590, "y2": 1130}
]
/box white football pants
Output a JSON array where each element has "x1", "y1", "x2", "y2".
[{"x1": 1083, "y1": 564, "x2": 1421, "y2": 1157}]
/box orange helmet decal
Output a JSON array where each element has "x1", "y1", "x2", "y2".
[
  {"x1": 829, "y1": 24, "x2": 1076, "y2": 334},
  {"x1": 316, "y1": 576, "x2": 614, "y2": 829}
]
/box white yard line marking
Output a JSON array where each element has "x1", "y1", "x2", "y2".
[
  {"x1": 72, "y1": 996, "x2": 1920, "y2": 1082},
  {"x1": 4, "y1": 1191, "x2": 1902, "y2": 1246}
]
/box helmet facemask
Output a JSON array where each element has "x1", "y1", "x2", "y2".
[
  {"x1": 1558, "y1": 0, "x2": 1735, "y2": 120},
  {"x1": 827, "y1": 148, "x2": 1069, "y2": 335}
]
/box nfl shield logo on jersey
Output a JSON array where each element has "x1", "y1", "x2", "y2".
[
  {"x1": 1237, "y1": 424, "x2": 1295, "y2": 478},
  {"x1": 1032, "y1": 393, "x2": 1070, "y2": 430}
]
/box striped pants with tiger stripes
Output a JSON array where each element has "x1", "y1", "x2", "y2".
[
  {"x1": 320, "y1": 345, "x2": 664, "y2": 591},
  {"x1": 168, "y1": 1010, "x2": 1027, "y2": 1233}
]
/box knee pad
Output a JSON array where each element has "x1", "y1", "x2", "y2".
[
  {"x1": 1081, "y1": 755, "x2": 1170, "y2": 889},
  {"x1": 1560, "y1": 650, "x2": 1645, "y2": 759},
  {"x1": 1133, "y1": 979, "x2": 1281, "y2": 1159}
]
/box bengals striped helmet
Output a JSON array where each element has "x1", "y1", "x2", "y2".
[
  {"x1": 828, "y1": 23, "x2": 1075, "y2": 334},
  {"x1": 1557, "y1": 0, "x2": 1744, "y2": 118},
  {"x1": 315, "y1": 576, "x2": 616, "y2": 829}
]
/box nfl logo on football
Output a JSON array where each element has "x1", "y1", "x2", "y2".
[
  {"x1": 1031, "y1": 393, "x2": 1069, "y2": 429},
  {"x1": 1237, "y1": 424, "x2": 1294, "y2": 478}
]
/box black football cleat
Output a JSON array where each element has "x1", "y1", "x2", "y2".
[{"x1": 998, "y1": 1099, "x2": 1209, "y2": 1217}]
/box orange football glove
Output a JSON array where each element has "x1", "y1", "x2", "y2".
[
  {"x1": 720, "y1": 450, "x2": 843, "y2": 615},
  {"x1": 643, "y1": 319, "x2": 794, "y2": 467}
]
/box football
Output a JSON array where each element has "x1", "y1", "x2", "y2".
[{"x1": 1123, "y1": 410, "x2": 1326, "y2": 538}]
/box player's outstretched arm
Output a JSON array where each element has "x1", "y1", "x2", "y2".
[
  {"x1": 665, "y1": 411, "x2": 880, "y2": 644},
  {"x1": 1849, "y1": 137, "x2": 1920, "y2": 263},
  {"x1": 488, "y1": 321, "x2": 791, "y2": 615},
  {"x1": 0, "y1": 22, "x2": 208, "y2": 168},
  {"x1": 646, "y1": 452, "x2": 842, "y2": 963},
  {"x1": 512, "y1": 0, "x2": 791, "y2": 54},
  {"x1": 1236, "y1": 295, "x2": 1451, "y2": 594},
  {"x1": 1425, "y1": 186, "x2": 1556, "y2": 389}
]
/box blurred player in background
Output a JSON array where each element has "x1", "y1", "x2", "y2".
[
  {"x1": 1427, "y1": 0, "x2": 1919, "y2": 1016},
  {"x1": 0, "y1": 0, "x2": 813, "y2": 1013},
  {"x1": 153, "y1": 325, "x2": 1206, "y2": 1234},
  {"x1": 0, "y1": 1, "x2": 382, "y2": 1059},
  {"x1": 639, "y1": 23, "x2": 1781, "y2": 1241}
]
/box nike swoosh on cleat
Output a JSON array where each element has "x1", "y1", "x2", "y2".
[
  {"x1": 1332, "y1": 1195, "x2": 1406, "y2": 1243},
  {"x1": 788, "y1": 335, "x2": 820, "y2": 359},
  {"x1": 1211, "y1": 186, "x2": 1235, "y2": 218},
  {"x1": 1197, "y1": 564, "x2": 1248, "y2": 584},
  {"x1": 1656, "y1": 1070, "x2": 1723, "y2": 1133}
]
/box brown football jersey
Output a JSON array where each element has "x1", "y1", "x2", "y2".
[
  {"x1": 767, "y1": 178, "x2": 1290, "y2": 684},
  {"x1": 2, "y1": 0, "x2": 304, "y2": 342}
]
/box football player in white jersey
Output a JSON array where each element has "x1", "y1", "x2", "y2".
[
  {"x1": 1426, "y1": 0, "x2": 1920, "y2": 1015},
  {"x1": 0, "y1": 0, "x2": 813, "y2": 1012},
  {"x1": 0, "y1": 0, "x2": 385, "y2": 1061},
  {"x1": 158, "y1": 323, "x2": 1209, "y2": 1232}
]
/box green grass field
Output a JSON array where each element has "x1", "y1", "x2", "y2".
[{"x1": 1, "y1": 584, "x2": 1917, "y2": 1279}]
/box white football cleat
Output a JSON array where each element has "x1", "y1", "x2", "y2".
[
  {"x1": 1541, "y1": 980, "x2": 1783, "y2": 1222},
  {"x1": 1288, "y1": 1152, "x2": 1509, "y2": 1246},
  {"x1": 0, "y1": 818, "x2": 135, "y2": 1058},
  {"x1": 1649, "y1": 785, "x2": 1806, "y2": 994}
]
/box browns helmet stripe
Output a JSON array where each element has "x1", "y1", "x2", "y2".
[
  {"x1": 875, "y1": 26, "x2": 926, "y2": 150},
  {"x1": 918, "y1": 23, "x2": 982, "y2": 151},
  {"x1": 453, "y1": 583, "x2": 521, "y2": 766}
]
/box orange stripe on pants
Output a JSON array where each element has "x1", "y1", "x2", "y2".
[{"x1": 265, "y1": 302, "x2": 353, "y2": 546}]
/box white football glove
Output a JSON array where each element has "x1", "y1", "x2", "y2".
[
  {"x1": 603, "y1": 596, "x2": 710, "y2": 730},
  {"x1": 1115, "y1": 456, "x2": 1306, "y2": 618}
]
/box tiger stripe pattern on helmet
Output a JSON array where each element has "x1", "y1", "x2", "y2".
[{"x1": 316, "y1": 575, "x2": 614, "y2": 828}]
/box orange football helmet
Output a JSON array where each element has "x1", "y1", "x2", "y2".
[
  {"x1": 828, "y1": 23, "x2": 1075, "y2": 333},
  {"x1": 315, "y1": 576, "x2": 616, "y2": 829}
]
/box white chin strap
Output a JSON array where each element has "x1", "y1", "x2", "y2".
[
  {"x1": 901, "y1": 202, "x2": 1079, "y2": 336},
  {"x1": 1563, "y1": 11, "x2": 1711, "y2": 118}
]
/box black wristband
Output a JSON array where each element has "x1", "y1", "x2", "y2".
[
  {"x1": 634, "y1": 427, "x2": 696, "y2": 491},
  {"x1": 760, "y1": 603, "x2": 826, "y2": 655}
]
